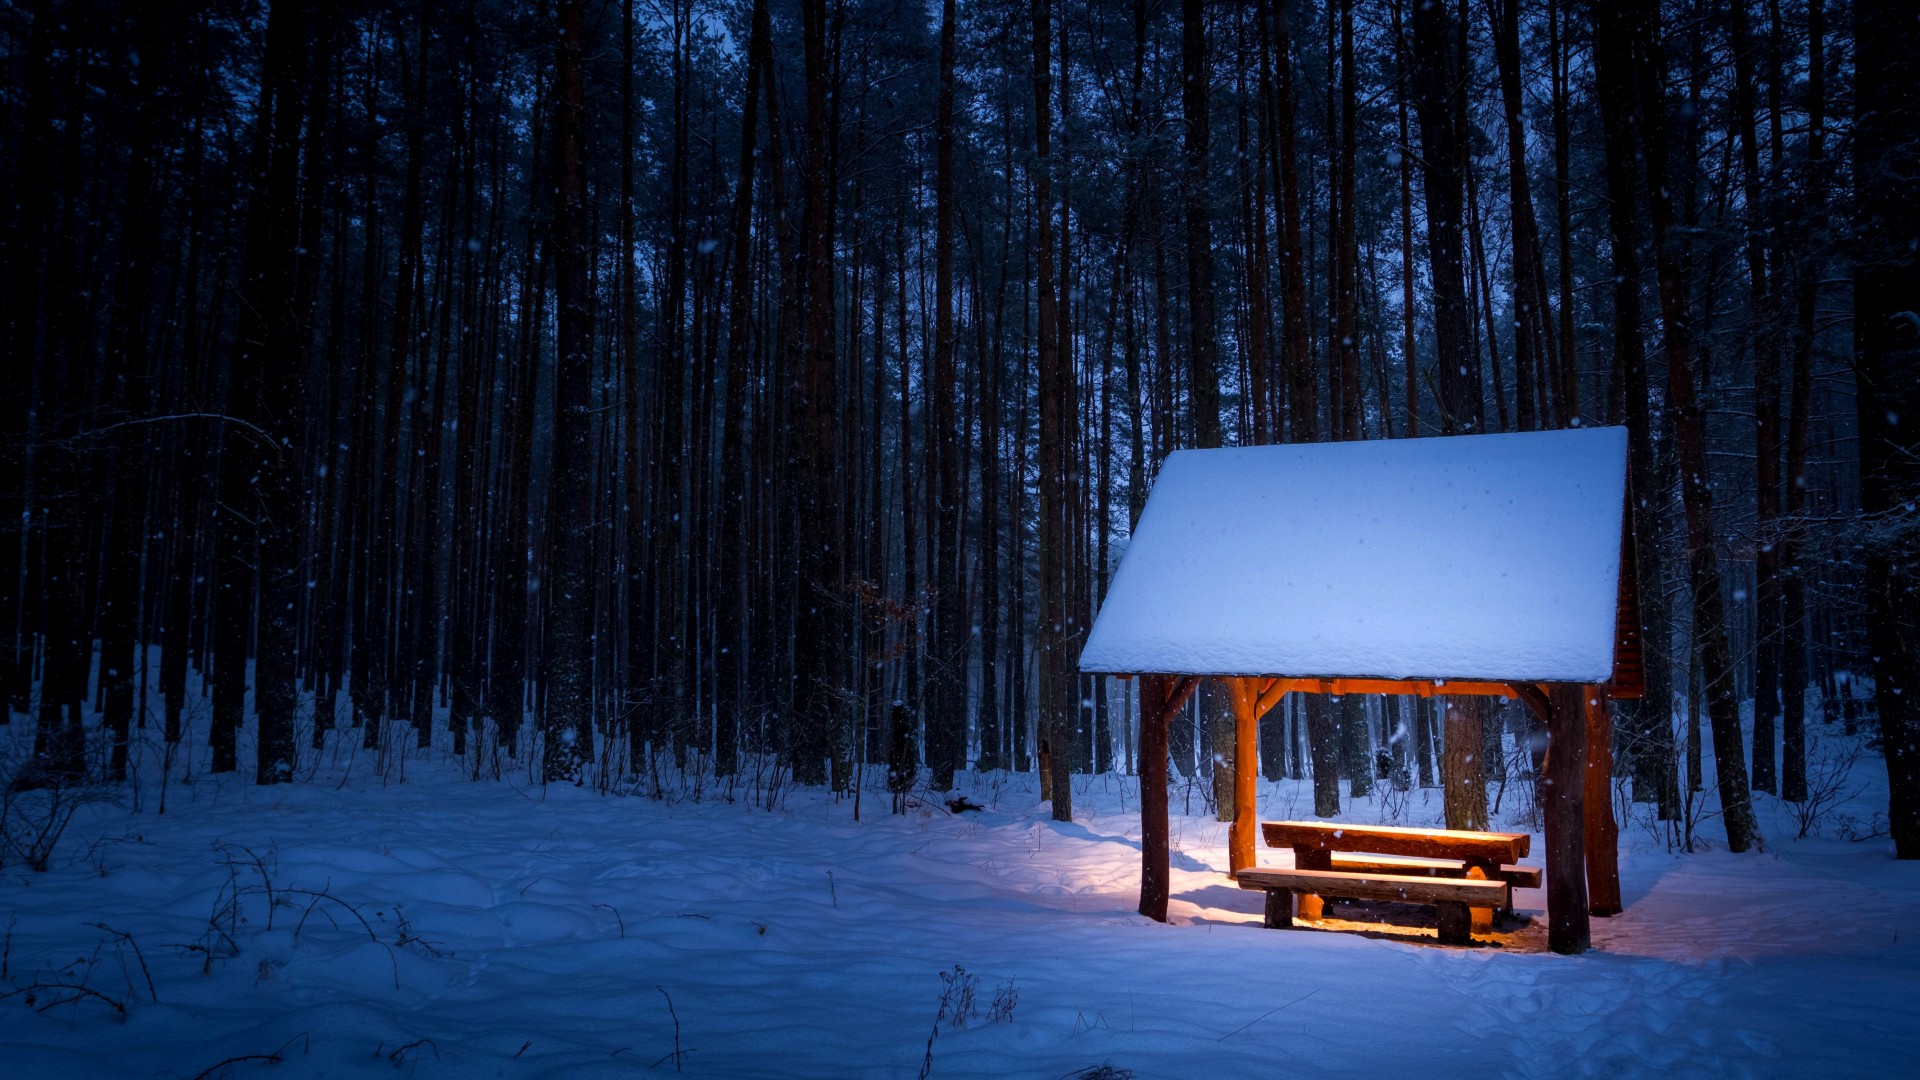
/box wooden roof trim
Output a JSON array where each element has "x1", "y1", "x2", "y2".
[{"x1": 1118, "y1": 674, "x2": 1526, "y2": 699}]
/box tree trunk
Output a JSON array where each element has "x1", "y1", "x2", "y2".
[
  {"x1": 1391, "y1": 0, "x2": 1418, "y2": 436},
  {"x1": 1490, "y1": 0, "x2": 1544, "y2": 432},
  {"x1": 927, "y1": 0, "x2": 965, "y2": 790},
  {"x1": 221, "y1": 0, "x2": 310, "y2": 784},
  {"x1": 787, "y1": 0, "x2": 843, "y2": 787},
  {"x1": 1780, "y1": 0, "x2": 1824, "y2": 805},
  {"x1": 1442, "y1": 700, "x2": 1488, "y2": 831},
  {"x1": 1034, "y1": 0, "x2": 1072, "y2": 822},
  {"x1": 1548, "y1": 0, "x2": 1578, "y2": 424},
  {"x1": 544, "y1": 0, "x2": 597, "y2": 783},
  {"x1": 715, "y1": 0, "x2": 769, "y2": 780},
  {"x1": 1854, "y1": 0, "x2": 1920, "y2": 857},
  {"x1": 1544, "y1": 684, "x2": 1590, "y2": 954},
  {"x1": 1593, "y1": 0, "x2": 1678, "y2": 821},
  {"x1": 1609, "y1": 0, "x2": 1758, "y2": 852},
  {"x1": 1272, "y1": 4, "x2": 1312, "y2": 448},
  {"x1": 1731, "y1": 0, "x2": 1780, "y2": 797}
]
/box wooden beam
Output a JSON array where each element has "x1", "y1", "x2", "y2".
[
  {"x1": 1584, "y1": 685, "x2": 1623, "y2": 916},
  {"x1": 1512, "y1": 682, "x2": 1553, "y2": 726},
  {"x1": 1303, "y1": 677, "x2": 1519, "y2": 699},
  {"x1": 1544, "y1": 683, "x2": 1591, "y2": 954},
  {"x1": 1096, "y1": 674, "x2": 1522, "y2": 699},
  {"x1": 1156, "y1": 675, "x2": 1202, "y2": 729},
  {"x1": 1229, "y1": 678, "x2": 1260, "y2": 873},
  {"x1": 1138, "y1": 675, "x2": 1172, "y2": 922},
  {"x1": 1254, "y1": 677, "x2": 1291, "y2": 716}
]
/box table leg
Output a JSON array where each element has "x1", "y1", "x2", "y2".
[
  {"x1": 1294, "y1": 846, "x2": 1330, "y2": 920},
  {"x1": 1468, "y1": 858, "x2": 1511, "y2": 920},
  {"x1": 1264, "y1": 888, "x2": 1294, "y2": 929},
  {"x1": 1436, "y1": 901, "x2": 1472, "y2": 945},
  {"x1": 1465, "y1": 865, "x2": 1494, "y2": 934}
]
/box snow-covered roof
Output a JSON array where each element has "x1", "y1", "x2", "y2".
[{"x1": 1079, "y1": 427, "x2": 1631, "y2": 684}]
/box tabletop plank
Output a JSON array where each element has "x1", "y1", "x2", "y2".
[{"x1": 1260, "y1": 819, "x2": 1530, "y2": 862}]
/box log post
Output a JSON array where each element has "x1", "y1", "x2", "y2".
[
  {"x1": 1139, "y1": 675, "x2": 1172, "y2": 921},
  {"x1": 1263, "y1": 887, "x2": 1294, "y2": 928},
  {"x1": 1584, "y1": 685, "x2": 1623, "y2": 916},
  {"x1": 1544, "y1": 682, "x2": 1591, "y2": 954},
  {"x1": 1293, "y1": 845, "x2": 1330, "y2": 920},
  {"x1": 1466, "y1": 865, "x2": 1493, "y2": 934},
  {"x1": 1230, "y1": 678, "x2": 1259, "y2": 873},
  {"x1": 1435, "y1": 901, "x2": 1472, "y2": 945}
]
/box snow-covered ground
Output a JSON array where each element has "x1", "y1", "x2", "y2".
[{"x1": 3, "y1": 724, "x2": 1918, "y2": 1078}]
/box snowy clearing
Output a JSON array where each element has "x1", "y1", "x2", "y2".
[{"x1": 4, "y1": 729, "x2": 1917, "y2": 1079}]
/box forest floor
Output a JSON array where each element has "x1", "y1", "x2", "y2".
[{"x1": 2, "y1": 713, "x2": 1918, "y2": 1078}]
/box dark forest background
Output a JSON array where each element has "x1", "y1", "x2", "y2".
[{"x1": 3, "y1": 0, "x2": 1916, "y2": 854}]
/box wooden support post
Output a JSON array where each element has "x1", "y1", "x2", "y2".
[
  {"x1": 1229, "y1": 678, "x2": 1259, "y2": 873},
  {"x1": 1463, "y1": 856, "x2": 1512, "y2": 918},
  {"x1": 1293, "y1": 845, "x2": 1330, "y2": 920},
  {"x1": 1263, "y1": 888, "x2": 1294, "y2": 928},
  {"x1": 1584, "y1": 685, "x2": 1624, "y2": 916},
  {"x1": 1139, "y1": 675, "x2": 1172, "y2": 921},
  {"x1": 1544, "y1": 683, "x2": 1591, "y2": 954},
  {"x1": 1466, "y1": 865, "x2": 1493, "y2": 934},
  {"x1": 1435, "y1": 901, "x2": 1472, "y2": 945}
]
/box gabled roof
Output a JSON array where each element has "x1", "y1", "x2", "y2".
[{"x1": 1078, "y1": 427, "x2": 1633, "y2": 685}]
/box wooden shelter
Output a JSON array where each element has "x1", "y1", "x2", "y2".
[{"x1": 1079, "y1": 428, "x2": 1641, "y2": 954}]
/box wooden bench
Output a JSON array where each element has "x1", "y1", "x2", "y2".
[
  {"x1": 1234, "y1": 866, "x2": 1508, "y2": 945},
  {"x1": 1250, "y1": 820, "x2": 1542, "y2": 942}
]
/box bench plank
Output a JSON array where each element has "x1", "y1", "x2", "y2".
[
  {"x1": 1261, "y1": 820, "x2": 1530, "y2": 862},
  {"x1": 1328, "y1": 854, "x2": 1543, "y2": 891},
  {"x1": 1234, "y1": 867, "x2": 1507, "y2": 906}
]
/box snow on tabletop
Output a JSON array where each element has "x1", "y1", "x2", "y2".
[{"x1": 1079, "y1": 426, "x2": 1630, "y2": 682}]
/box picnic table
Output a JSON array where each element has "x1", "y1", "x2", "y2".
[{"x1": 1234, "y1": 820, "x2": 1540, "y2": 945}]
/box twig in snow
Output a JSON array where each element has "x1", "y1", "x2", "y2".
[
  {"x1": 1218, "y1": 989, "x2": 1319, "y2": 1040},
  {"x1": 918, "y1": 1014, "x2": 938, "y2": 1080},
  {"x1": 827, "y1": 870, "x2": 838, "y2": 909},
  {"x1": 86, "y1": 922, "x2": 158, "y2": 1003},
  {"x1": 595, "y1": 903, "x2": 627, "y2": 938},
  {"x1": 2, "y1": 981, "x2": 127, "y2": 1022},
  {"x1": 185, "y1": 1032, "x2": 309, "y2": 1080},
  {"x1": 652, "y1": 986, "x2": 692, "y2": 1071},
  {"x1": 389, "y1": 1038, "x2": 440, "y2": 1074},
  {"x1": 275, "y1": 886, "x2": 377, "y2": 941}
]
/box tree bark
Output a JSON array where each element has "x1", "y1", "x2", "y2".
[
  {"x1": 1854, "y1": 0, "x2": 1920, "y2": 857},
  {"x1": 1624, "y1": 0, "x2": 1758, "y2": 852},
  {"x1": 1544, "y1": 684, "x2": 1590, "y2": 954},
  {"x1": 1593, "y1": 0, "x2": 1678, "y2": 821},
  {"x1": 786, "y1": 0, "x2": 843, "y2": 787},
  {"x1": 1442, "y1": 701, "x2": 1488, "y2": 831},
  {"x1": 927, "y1": 0, "x2": 965, "y2": 790},
  {"x1": 1780, "y1": 0, "x2": 1824, "y2": 805},
  {"x1": 1272, "y1": 3, "x2": 1312, "y2": 447},
  {"x1": 1034, "y1": 0, "x2": 1072, "y2": 821},
  {"x1": 543, "y1": 0, "x2": 597, "y2": 783},
  {"x1": 1489, "y1": 0, "x2": 1544, "y2": 432},
  {"x1": 223, "y1": 0, "x2": 310, "y2": 783},
  {"x1": 715, "y1": 0, "x2": 770, "y2": 780}
]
